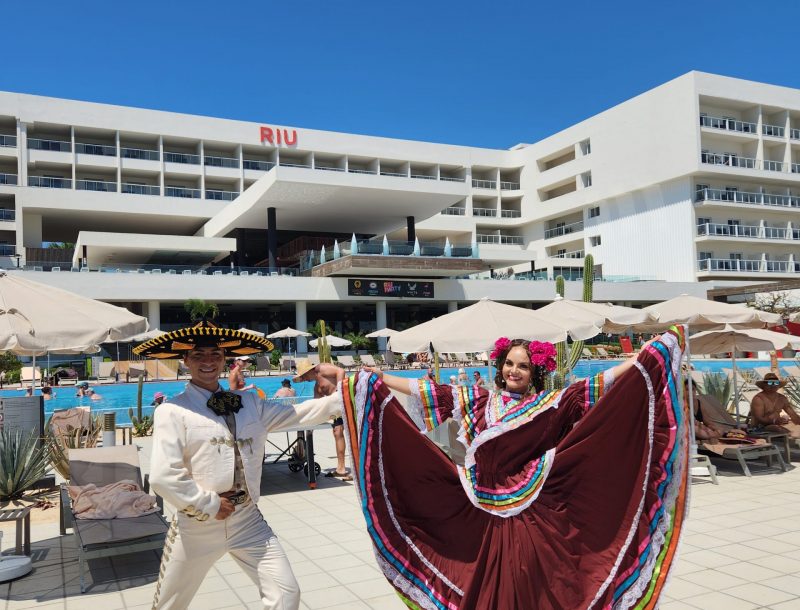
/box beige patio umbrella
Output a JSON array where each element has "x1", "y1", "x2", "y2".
[
  {"x1": 366, "y1": 328, "x2": 398, "y2": 338},
  {"x1": 640, "y1": 294, "x2": 782, "y2": 331},
  {"x1": 267, "y1": 327, "x2": 312, "y2": 357},
  {"x1": 536, "y1": 296, "x2": 655, "y2": 334},
  {"x1": 238, "y1": 327, "x2": 265, "y2": 337},
  {"x1": 690, "y1": 325, "x2": 800, "y2": 421},
  {"x1": 309, "y1": 335, "x2": 352, "y2": 348}
]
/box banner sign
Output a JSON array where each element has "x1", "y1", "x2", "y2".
[
  {"x1": 0, "y1": 396, "x2": 44, "y2": 437},
  {"x1": 348, "y1": 279, "x2": 434, "y2": 299}
]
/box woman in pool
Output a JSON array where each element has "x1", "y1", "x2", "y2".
[{"x1": 343, "y1": 328, "x2": 689, "y2": 610}]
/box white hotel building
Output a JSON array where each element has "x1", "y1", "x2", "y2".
[{"x1": 0, "y1": 71, "x2": 798, "y2": 350}]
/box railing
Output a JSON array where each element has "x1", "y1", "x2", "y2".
[
  {"x1": 544, "y1": 220, "x2": 584, "y2": 239},
  {"x1": 205, "y1": 189, "x2": 239, "y2": 201},
  {"x1": 699, "y1": 115, "x2": 757, "y2": 133},
  {"x1": 28, "y1": 176, "x2": 72, "y2": 189},
  {"x1": 204, "y1": 155, "x2": 240, "y2": 169},
  {"x1": 763, "y1": 226, "x2": 796, "y2": 240},
  {"x1": 476, "y1": 234, "x2": 523, "y2": 245},
  {"x1": 76, "y1": 142, "x2": 117, "y2": 156},
  {"x1": 77, "y1": 179, "x2": 117, "y2": 192},
  {"x1": 440, "y1": 176, "x2": 465, "y2": 182},
  {"x1": 551, "y1": 249, "x2": 585, "y2": 259},
  {"x1": 762, "y1": 124, "x2": 784, "y2": 138},
  {"x1": 122, "y1": 147, "x2": 159, "y2": 161},
  {"x1": 0, "y1": 173, "x2": 17, "y2": 186},
  {"x1": 0, "y1": 209, "x2": 15, "y2": 221},
  {"x1": 472, "y1": 207, "x2": 497, "y2": 217},
  {"x1": 164, "y1": 186, "x2": 200, "y2": 198},
  {"x1": 347, "y1": 167, "x2": 376, "y2": 175},
  {"x1": 500, "y1": 181, "x2": 520, "y2": 190},
  {"x1": 441, "y1": 207, "x2": 466, "y2": 216},
  {"x1": 500, "y1": 209, "x2": 521, "y2": 218},
  {"x1": 164, "y1": 152, "x2": 200, "y2": 165},
  {"x1": 243, "y1": 159, "x2": 275, "y2": 171},
  {"x1": 121, "y1": 183, "x2": 160, "y2": 196},
  {"x1": 315, "y1": 165, "x2": 345, "y2": 172},
  {"x1": 23, "y1": 263, "x2": 301, "y2": 276},
  {"x1": 0, "y1": 135, "x2": 16, "y2": 147},
  {"x1": 696, "y1": 222, "x2": 760, "y2": 238},
  {"x1": 410, "y1": 173, "x2": 436, "y2": 180},
  {"x1": 279, "y1": 161, "x2": 311, "y2": 169},
  {"x1": 701, "y1": 152, "x2": 757, "y2": 169},
  {"x1": 792, "y1": 128, "x2": 800, "y2": 140},
  {"x1": 792, "y1": 163, "x2": 800, "y2": 174},
  {"x1": 0, "y1": 245, "x2": 16, "y2": 256},
  {"x1": 763, "y1": 159, "x2": 783, "y2": 172},
  {"x1": 472, "y1": 179, "x2": 497, "y2": 189},
  {"x1": 28, "y1": 138, "x2": 71, "y2": 152},
  {"x1": 698, "y1": 258, "x2": 764, "y2": 272},
  {"x1": 695, "y1": 187, "x2": 800, "y2": 209},
  {"x1": 380, "y1": 171, "x2": 407, "y2": 177}
]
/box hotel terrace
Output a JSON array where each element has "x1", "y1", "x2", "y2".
[{"x1": 1, "y1": 71, "x2": 799, "y2": 348}]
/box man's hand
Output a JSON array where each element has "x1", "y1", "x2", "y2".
[{"x1": 216, "y1": 495, "x2": 235, "y2": 520}]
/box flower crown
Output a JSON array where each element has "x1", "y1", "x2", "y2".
[{"x1": 490, "y1": 337, "x2": 557, "y2": 372}]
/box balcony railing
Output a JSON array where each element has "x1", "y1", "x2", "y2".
[
  {"x1": 0, "y1": 135, "x2": 16, "y2": 147},
  {"x1": 698, "y1": 258, "x2": 799, "y2": 273},
  {"x1": 279, "y1": 161, "x2": 312, "y2": 169},
  {"x1": 477, "y1": 234, "x2": 523, "y2": 245},
  {"x1": 0, "y1": 244, "x2": 16, "y2": 256},
  {"x1": 0, "y1": 209, "x2": 15, "y2": 221},
  {"x1": 205, "y1": 189, "x2": 239, "y2": 201},
  {"x1": 551, "y1": 249, "x2": 585, "y2": 259},
  {"x1": 699, "y1": 115, "x2": 757, "y2": 133},
  {"x1": 164, "y1": 152, "x2": 200, "y2": 165},
  {"x1": 440, "y1": 176, "x2": 465, "y2": 182},
  {"x1": 122, "y1": 147, "x2": 159, "y2": 161},
  {"x1": 77, "y1": 179, "x2": 117, "y2": 192},
  {"x1": 792, "y1": 163, "x2": 800, "y2": 174},
  {"x1": 544, "y1": 220, "x2": 584, "y2": 239},
  {"x1": 473, "y1": 207, "x2": 497, "y2": 217},
  {"x1": 28, "y1": 138, "x2": 71, "y2": 152},
  {"x1": 472, "y1": 179, "x2": 497, "y2": 189},
  {"x1": 701, "y1": 152, "x2": 758, "y2": 169},
  {"x1": 792, "y1": 128, "x2": 800, "y2": 140},
  {"x1": 347, "y1": 167, "x2": 376, "y2": 175},
  {"x1": 315, "y1": 165, "x2": 345, "y2": 172},
  {"x1": 762, "y1": 124, "x2": 785, "y2": 138},
  {"x1": 243, "y1": 159, "x2": 275, "y2": 171},
  {"x1": 500, "y1": 181, "x2": 520, "y2": 190},
  {"x1": 204, "y1": 155, "x2": 240, "y2": 169},
  {"x1": 697, "y1": 223, "x2": 760, "y2": 238},
  {"x1": 28, "y1": 176, "x2": 71, "y2": 189},
  {"x1": 441, "y1": 207, "x2": 466, "y2": 216},
  {"x1": 122, "y1": 183, "x2": 160, "y2": 196},
  {"x1": 0, "y1": 173, "x2": 17, "y2": 186},
  {"x1": 76, "y1": 142, "x2": 117, "y2": 156},
  {"x1": 380, "y1": 171, "x2": 407, "y2": 177},
  {"x1": 695, "y1": 187, "x2": 800, "y2": 209},
  {"x1": 410, "y1": 173, "x2": 436, "y2": 180},
  {"x1": 501, "y1": 209, "x2": 521, "y2": 218},
  {"x1": 763, "y1": 226, "x2": 798, "y2": 240},
  {"x1": 763, "y1": 160, "x2": 784, "y2": 172},
  {"x1": 164, "y1": 186, "x2": 200, "y2": 198}
]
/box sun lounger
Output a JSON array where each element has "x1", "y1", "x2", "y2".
[
  {"x1": 60, "y1": 445, "x2": 168, "y2": 593},
  {"x1": 20, "y1": 366, "x2": 42, "y2": 383},
  {"x1": 783, "y1": 365, "x2": 800, "y2": 381},
  {"x1": 360, "y1": 354, "x2": 378, "y2": 368},
  {"x1": 696, "y1": 394, "x2": 788, "y2": 477},
  {"x1": 383, "y1": 351, "x2": 407, "y2": 370},
  {"x1": 582, "y1": 347, "x2": 594, "y2": 359},
  {"x1": 307, "y1": 354, "x2": 320, "y2": 366},
  {"x1": 595, "y1": 347, "x2": 611, "y2": 359},
  {"x1": 97, "y1": 361, "x2": 116, "y2": 382},
  {"x1": 753, "y1": 367, "x2": 772, "y2": 380},
  {"x1": 337, "y1": 355, "x2": 357, "y2": 370},
  {"x1": 618, "y1": 336, "x2": 635, "y2": 357}
]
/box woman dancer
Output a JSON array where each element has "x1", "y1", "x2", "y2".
[{"x1": 342, "y1": 328, "x2": 689, "y2": 610}]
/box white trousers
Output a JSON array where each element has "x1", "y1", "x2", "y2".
[{"x1": 153, "y1": 503, "x2": 300, "y2": 610}]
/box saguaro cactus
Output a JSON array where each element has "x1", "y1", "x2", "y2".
[{"x1": 554, "y1": 254, "x2": 595, "y2": 385}]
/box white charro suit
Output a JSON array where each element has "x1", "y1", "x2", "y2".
[{"x1": 149, "y1": 382, "x2": 341, "y2": 609}]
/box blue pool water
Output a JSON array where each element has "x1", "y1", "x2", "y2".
[{"x1": 5, "y1": 359, "x2": 796, "y2": 426}]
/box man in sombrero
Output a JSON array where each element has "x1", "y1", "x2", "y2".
[
  {"x1": 750, "y1": 372, "x2": 800, "y2": 438},
  {"x1": 135, "y1": 321, "x2": 342, "y2": 610}
]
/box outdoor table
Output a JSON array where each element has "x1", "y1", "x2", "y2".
[
  {"x1": 264, "y1": 424, "x2": 330, "y2": 489},
  {"x1": 0, "y1": 506, "x2": 31, "y2": 555}
]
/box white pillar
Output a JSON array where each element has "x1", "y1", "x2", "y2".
[
  {"x1": 376, "y1": 301, "x2": 387, "y2": 352},
  {"x1": 147, "y1": 301, "x2": 161, "y2": 330},
  {"x1": 295, "y1": 301, "x2": 307, "y2": 353},
  {"x1": 448, "y1": 301, "x2": 458, "y2": 313}
]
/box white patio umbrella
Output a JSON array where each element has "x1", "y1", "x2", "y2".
[
  {"x1": 366, "y1": 328, "x2": 398, "y2": 338},
  {"x1": 267, "y1": 327, "x2": 312, "y2": 356},
  {"x1": 309, "y1": 335, "x2": 352, "y2": 348},
  {"x1": 690, "y1": 325, "x2": 800, "y2": 422},
  {"x1": 238, "y1": 327, "x2": 265, "y2": 337},
  {"x1": 536, "y1": 296, "x2": 655, "y2": 334},
  {"x1": 0, "y1": 270, "x2": 148, "y2": 388}
]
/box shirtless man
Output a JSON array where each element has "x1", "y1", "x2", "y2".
[
  {"x1": 294, "y1": 360, "x2": 349, "y2": 480},
  {"x1": 750, "y1": 373, "x2": 800, "y2": 438}
]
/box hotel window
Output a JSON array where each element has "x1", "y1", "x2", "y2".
[
  {"x1": 589, "y1": 206, "x2": 600, "y2": 218},
  {"x1": 589, "y1": 235, "x2": 601, "y2": 247},
  {"x1": 724, "y1": 186, "x2": 738, "y2": 201}
]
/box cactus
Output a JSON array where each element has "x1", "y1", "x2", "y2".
[
  {"x1": 128, "y1": 375, "x2": 153, "y2": 436},
  {"x1": 554, "y1": 275, "x2": 567, "y2": 387},
  {"x1": 318, "y1": 320, "x2": 332, "y2": 364},
  {"x1": 553, "y1": 254, "x2": 595, "y2": 386}
]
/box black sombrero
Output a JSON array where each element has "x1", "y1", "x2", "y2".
[{"x1": 132, "y1": 321, "x2": 274, "y2": 359}]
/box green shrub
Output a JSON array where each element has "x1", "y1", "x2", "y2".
[
  {"x1": 270, "y1": 349, "x2": 282, "y2": 368},
  {"x1": 702, "y1": 372, "x2": 732, "y2": 407},
  {"x1": 0, "y1": 429, "x2": 53, "y2": 501}
]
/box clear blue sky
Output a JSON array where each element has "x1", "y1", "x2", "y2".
[{"x1": 3, "y1": 0, "x2": 800, "y2": 149}]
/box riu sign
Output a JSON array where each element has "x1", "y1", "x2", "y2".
[{"x1": 260, "y1": 126, "x2": 297, "y2": 146}]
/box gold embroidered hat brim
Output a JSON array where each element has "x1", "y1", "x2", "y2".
[{"x1": 133, "y1": 322, "x2": 274, "y2": 358}]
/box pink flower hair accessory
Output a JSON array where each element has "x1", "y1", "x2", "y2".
[
  {"x1": 529, "y1": 341, "x2": 557, "y2": 372},
  {"x1": 489, "y1": 337, "x2": 512, "y2": 360}
]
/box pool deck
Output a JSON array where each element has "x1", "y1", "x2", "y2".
[{"x1": 2, "y1": 433, "x2": 800, "y2": 609}]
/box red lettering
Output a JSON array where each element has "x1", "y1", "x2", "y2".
[
  {"x1": 283, "y1": 129, "x2": 297, "y2": 146},
  {"x1": 260, "y1": 126, "x2": 297, "y2": 146},
  {"x1": 276, "y1": 129, "x2": 282, "y2": 145},
  {"x1": 260, "y1": 127, "x2": 274, "y2": 144}
]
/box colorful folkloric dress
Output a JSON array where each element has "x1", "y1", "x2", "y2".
[{"x1": 340, "y1": 328, "x2": 689, "y2": 610}]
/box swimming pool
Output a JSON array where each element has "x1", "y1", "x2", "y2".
[{"x1": 5, "y1": 359, "x2": 795, "y2": 426}]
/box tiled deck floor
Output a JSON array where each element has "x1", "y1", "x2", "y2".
[{"x1": 2, "y1": 433, "x2": 800, "y2": 609}]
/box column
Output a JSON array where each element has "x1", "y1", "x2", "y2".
[
  {"x1": 448, "y1": 301, "x2": 458, "y2": 313},
  {"x1": 267, "y1": 207, "x2": 278, "y2": 270},
  {"x1": 375, "y1": 301, "x2": 387, "y2": 352},
  {"x1": 295, "y1": 301, "x2": 307, "y2": 353},
  {"x1": 406, "y1": 216, "x2": 415, "y2": 244},
  {"x1": 147, "y1": 300, "x2": 161, "y2": 330}
]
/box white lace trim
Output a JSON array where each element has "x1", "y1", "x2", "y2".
[
  {"x1": 406, "y1": 378, "x2": 428, "y2": 432},
  {"x1": 375, "y1": 553, "x2": 442, "y2": 610}
]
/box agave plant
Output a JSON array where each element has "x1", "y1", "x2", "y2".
[
  {"x1": 701, "y1": 372, "x2": 732, "y2": 408},
  {"x1": 785, "y1": 376, "x2": 800, "y2": 410},
  {"x1": 0, "y1": 429, "x2": 53, "y2": 501},
  {"x1": 46, "y1": 413, "x2": 103, "y2": 479}
]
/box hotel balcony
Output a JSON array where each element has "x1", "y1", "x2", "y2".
[
  {"x1": 441, "y1": 206, "x2": 466, "y2": 216},
  {"x1": 122, "y1": 183, "x2": 160, "y2": 196},
  {"x1": 0, "y1": 209, "x2": 16, "y2": 222},
  {"x1": 472, "y1": 179, "x2": 497, "y2": 190},
  {"x1": 164, "y1": 152, "x2": 200, "y2": 165},
  {"x1": 205, "y1": 155, "x2": 239, "y2": 169},
  {"x1": 28, "y1": 138, "x2": 71, "y2": 152},
  {"x1": 499, "y1": 181, "x2": 520, "y2": 190},
  {"x1": 695, "y1": 187, "x2": 800, "y2": 210},
  {"x1": 205, "y1": 189, "x2": 239, "y2": 202},
  {"x1": 122, "y1": 147, "x2": 160, "y2": 161},
  {"x1": 165, "y1": 186, "x2": 200, "y2": 199},
  {"x1": 697, "y1": 257, "x2": 799, "y2": 277},
  {"x1": 28, "y1": 176, "x2": 72, "y2": 189},
  {"x1": 696, "y1": 222, "x2": 800, "y2": 243},
  {"x1": 544, "y1": 220, "x2": 584, "y2": 240},
  {"x1": 77, "y1": 179, "x2": 117, "y2": 193},
  {"x1": 550, "y1": 248, "x2": 585, "y2": 260},
  {"x1": 699, "y1": 114, "x2": 758, "y2": 135},
  {"x1": 75, "y1": 142, "x2": 117, "y2": 157},
  {"x1": 0, "y1": 244, "x2": 16, "y2": 256},
  {"x1": 0, "y1": 173, "x2": 17, "y2": 186},
  {"x1": 244, "y1": 159, "x2": 275, "y2": 172},
  {"x1": 0, "y1": 135, "x2": 16, "y2": 148},
  {"x1": 700, "y1": 151, "x2": 798, "y2": 174},
  {"x1": 476, "y1": 233, "x2": 524, "y2": 245}
]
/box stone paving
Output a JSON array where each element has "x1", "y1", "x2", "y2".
[{"x1": 2, "y1": 432, "x2": 800, "y2": 609}]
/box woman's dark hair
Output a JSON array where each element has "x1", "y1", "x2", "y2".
[{"x1": 493, "y1": 339, "x2": 547, "y2": 393}]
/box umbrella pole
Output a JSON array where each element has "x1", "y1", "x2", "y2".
[
  {"x1": 32, "y1": 354, "x2": 36, "y2": 391},
  {"x1": 732, "y1": 350, "x2": 740, "y2": 426},
  {"x1": 685, "y1": 329, "x2": 698, "y2": 455}
]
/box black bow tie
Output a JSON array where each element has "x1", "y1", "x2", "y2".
[{"x1": 207, "y1": 391, "x2": 243, "y2": 416}]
